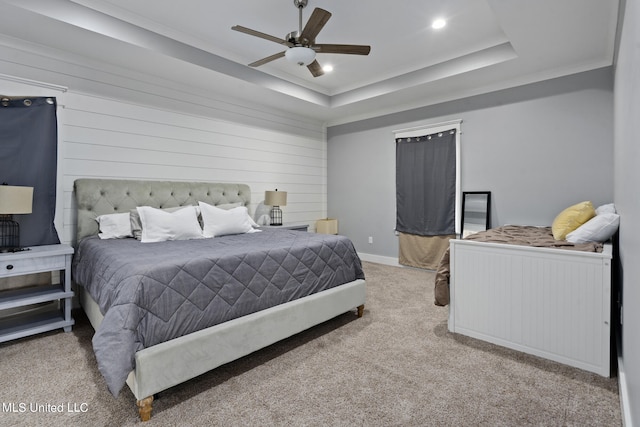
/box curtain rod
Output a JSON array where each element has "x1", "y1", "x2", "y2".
[{"x1": 392, "y1": 119, "x2": 462, "y2": 136}]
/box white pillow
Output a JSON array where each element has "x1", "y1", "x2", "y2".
[
  {"x1": 198, "y1": 201, "x2": 257, "y2": 237},
  {"x1": 130, "y1": 206, "x2": 194, "y2": 240},
  {"x1": 595, "y1": 203, "x2": 616, "y2": 215},
  {"x1": 211, "y1": 202, "x2": 260, "y2": 227},
  {"x1": 136, "y1": 205, "x2": 203, "y2": 243},
  {"x1": 566, "y1": 213, "x2": 620, "y2": 243},
  {"x1": 96, "y1": 212, "x2": 132, "y2": 239}
]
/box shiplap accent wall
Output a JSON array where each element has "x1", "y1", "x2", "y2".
[
  {"x1": 0, "y1": 70, "x2": 327, "y2": 245},
  {"x1": 61, "y1": 93, "x2": 327, "y2": 243}
]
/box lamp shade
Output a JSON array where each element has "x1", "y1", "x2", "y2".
[
  {"x1": 0, "y1": 185, "x2": 33, "y2": 214},
  {"x1": 265, "y1": 190, "x2": 287, "y2": 207},
  {"x1": 316, "y1": 218, "x2": 338, "y2": 234},
  {"x1": 285, "y1": 47, "x2": 316, "y2": 66}
]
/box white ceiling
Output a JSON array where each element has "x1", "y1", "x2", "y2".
[{"x1": 0, "y1": 0, "x2": 619, "y2": 126}]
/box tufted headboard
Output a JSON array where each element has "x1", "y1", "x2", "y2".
[{"x1": 74, "y1": 179, "x2": 251, "y2": 242}]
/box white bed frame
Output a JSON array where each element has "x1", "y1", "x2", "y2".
[
  {"x1": 448, "y1": 238, "x2": 612, "y2": 377},
  {"x1": 73, "y1": 179, "x2": 366, "y2": 421},
  {"x1": 79, "y1": 279, "x2": 365, "y2": 421}
]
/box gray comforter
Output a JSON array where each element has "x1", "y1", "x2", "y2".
[{"x1": 72, "y1": 229, "x2": 364, "y2": 397}]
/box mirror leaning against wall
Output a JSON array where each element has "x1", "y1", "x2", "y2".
[{"x1": 461, "y1": 191, "x2": 491, "y2": 238}]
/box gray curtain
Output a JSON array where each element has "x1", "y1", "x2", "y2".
[
  {"x1": 0, "y1": 96, "x2": 60, "y2": 247},
  {"x1": 396, "y1": 129, "x2": 456, "y2": 236}
]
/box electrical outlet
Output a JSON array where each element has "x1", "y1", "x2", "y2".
[{"x1": 368, "y1": 236, "x2": 373, "y2": 244}]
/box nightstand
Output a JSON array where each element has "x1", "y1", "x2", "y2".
[
  {"x1": 0, "y1": 244, "x2": 75, "y2": 343},
  {"x1": 259, "y1": 224, "x2": 309, "y2": 232}
]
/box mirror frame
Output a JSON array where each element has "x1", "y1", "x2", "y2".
[{"x1": 461, "y1": 191, "x2": 491, "y2": 238}]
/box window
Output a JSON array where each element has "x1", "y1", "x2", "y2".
[{"x1": 394, "y1": 120, "x2": 461, "y2": 236}]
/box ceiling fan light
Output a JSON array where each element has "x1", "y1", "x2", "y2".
[
  {"x1": 285, "y1": 46, "x2": 316, "y2": 66},
  {"x1": 432, "y1": 18, "x2": 446, "y2": 29}
]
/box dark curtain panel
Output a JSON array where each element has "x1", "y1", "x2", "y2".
[
  {"x1": 0, "y1": 96, "x2": 60, "y2": 246},
  {"x1": 396, "y1": 129, "x2": 456, "y2": 236}
]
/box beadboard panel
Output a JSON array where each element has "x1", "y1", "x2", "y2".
[{"x1": 449, "y1": 239, "x2": 611, "y2": 376}]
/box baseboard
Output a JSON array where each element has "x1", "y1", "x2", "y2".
[
  {"x1": 617, "y1": 325, "x2": 633, "y2": 427},
  {"x1": 357, "y1": 252, "x2": 400, "y2": 267},
  {"x1": 618, "y1": 355, "x2": 634, "y2": 427},
  {"x1": 618, "y1": 356, "x2": 633, "y2": 426}
]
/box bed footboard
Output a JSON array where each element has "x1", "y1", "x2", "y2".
[
  {"x1": 448, "y1": 239, "x2": 612, "y2": 376},
  {"x1": 80, "y1": 279, "x2": 366, "y2": 421}
]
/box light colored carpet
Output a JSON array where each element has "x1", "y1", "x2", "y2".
[{"x1": 0, "y1": 261, "x2": 621, "y2": 426}]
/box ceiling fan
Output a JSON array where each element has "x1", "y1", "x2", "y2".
[{"x1": 231, "y1": 0, "x2": 371, "y2": 77}]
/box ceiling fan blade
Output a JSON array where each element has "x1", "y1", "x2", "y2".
[
  {"x1": 313, "y1": 44, "x2": 371, "y2": 55},
  {"x1": 300, "y1": 8, "x2": 331, "y2": 43},
  {"x1": 248, "y1": 51, "x2": 286, "y2": 67},
  {"x1": 232, "y1": 25, "x2": 292, "y2": 47},
  {"x1": 307, "y1": 60, "x2": 324, "y2": 77}
]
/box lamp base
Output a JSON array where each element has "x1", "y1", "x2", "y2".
[
  {"x1": 0, "y1": 215, "x2": 21, "y2": 251},
  {"x1": 269, "y1": 206, "x2": 283, "y2": 226}
]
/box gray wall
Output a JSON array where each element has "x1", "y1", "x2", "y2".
[
  {"x1": 614, "y1": 0, "x2": 640, "y2": 423},
  {"x1": 327, "y1": 67, "x2": 614, "y2": 261}
]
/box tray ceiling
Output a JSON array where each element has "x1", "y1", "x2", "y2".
[{"x1": 0, "y1": 0, "x2": 619, "y2": 125}]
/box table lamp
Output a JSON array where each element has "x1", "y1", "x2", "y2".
[
  {"x1": 0, "y1": 184, "x2": 34, "y2": 252},
  {"x1": 264, "y1": 189, "x2": 287, "y2": 226},
  {"x1": 316, "y1": 218, "x2": 338, "y2": 234}
]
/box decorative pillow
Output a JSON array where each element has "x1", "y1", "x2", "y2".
[
  {"x1": 595, "y1": 203, "x2": 616, "y2": 215},
  {"x1": 551, "y1": 201, "x2": 596, "y2": 240},
  {"x1": 566, "y1": 213, "x2": 620, "y2": 243},
  {"x1": 198, "y1": 201, "x2": 257, "y2": 237},
  {"x1": 130, "y1": 206, "x2": 193, "y2": 240},
  {"x1": 136, "y1": 206, "x2": 203, "y2": 243},
  {"x1": 96, "y1": 212, "x2": 132, "y2": 239}
]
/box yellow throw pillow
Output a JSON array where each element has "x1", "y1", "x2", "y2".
[{"x1": 551, "y1": 201, "x2": 596, "y2": 240}]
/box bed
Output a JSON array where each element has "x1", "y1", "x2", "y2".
[
  {"x1": 435, "y1": 218, "x2": 615, "y2": 377},
  {"x1": 71, "y1": 179, "x2": 366, "y2": 421}
]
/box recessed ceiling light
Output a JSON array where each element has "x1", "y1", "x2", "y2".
[
  {"x1": 322, "y1": 64, "x2": 334, "y2": 73},
  {"x1": 432, "y1": 18, "x2": 446, "y2": 29}
]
